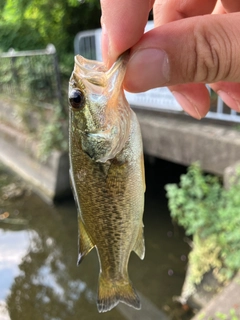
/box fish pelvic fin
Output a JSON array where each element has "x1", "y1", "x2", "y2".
[
  {"x1": 97, "y1": 273, "x2": 141, "y2": 313},
  {"x1": 133, "y1": 224, "x2": 145, "y2": 260},
  {"x1": 77, "y1": 217, "x2": 94, "y2": 265}
]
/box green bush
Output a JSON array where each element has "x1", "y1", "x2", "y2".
[{"x1": 165, "y1": 163, "x2": 240, "y2": 285}]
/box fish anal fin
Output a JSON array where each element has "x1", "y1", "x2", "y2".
[
  {"x1": 97, "y1": 273, "x2": 141, "y2": 313},
  {"x1": 133, "y1": 225, "x2": 145, "y2": 260},
  {"x1": 77, "y1": 216, "x2": 94, "y2": 265}
]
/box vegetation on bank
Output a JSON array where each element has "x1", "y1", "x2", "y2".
[
  {"x1": 0, "y1": 51, "x2": 68, "y2": 160},
  {"x1": 198, "y1": 308, "x2": 239, "y2": 320},
  {"x1": 166, "y1": 163, "x2": 240, "y2": 290},
  {"x1": 0, "y1": 0, "x2": 101, "y2": 77},
  {"x1": 0, "y1": 0, "x2": 101, "y2": 159}
]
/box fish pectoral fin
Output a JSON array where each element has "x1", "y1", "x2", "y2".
[
  {"x1": 77, "y1": 217, "x2": 95, "y2": 265},
  {"x1": 133, "y1": 225, "x2": 145, "y2": 260},
  {"x1": 97, "y1": 273, "x2": 140, "y2": 313}
]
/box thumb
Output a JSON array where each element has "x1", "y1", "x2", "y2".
[{"x1": 124, "y1": 13, "x2": 240, "y2": 92}]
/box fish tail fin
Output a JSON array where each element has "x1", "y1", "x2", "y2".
[{"x1": 97, "y1": 273, "x2": 141, "y2": 313}]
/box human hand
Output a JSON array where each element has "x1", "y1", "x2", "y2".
[{"x1": 101, "y1": 0, "x2": 240, "y2": 119}]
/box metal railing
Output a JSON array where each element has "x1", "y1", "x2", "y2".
[
  {"x1": 74, "y1": 26, "x2": 240, "y2": 123},
  {"x1": 0, "y1": 44, "x2": 63, "y2": 112}
]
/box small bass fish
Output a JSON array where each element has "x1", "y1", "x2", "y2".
[{"x1": 68, "y1": 52, "x2": 145, "y2": 313}]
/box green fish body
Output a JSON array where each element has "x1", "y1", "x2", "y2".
[{"x1": 69, "y1": 52, "x2": 145, "y2": 313}]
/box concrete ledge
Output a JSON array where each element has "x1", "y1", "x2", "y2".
[
  {"x1": 134, "y1": 109, "x2": 240, "y2": 175},
  {"x1": 192, "y1": 272, "x2": 240, "y2": 320},
  {"x1": 0, "y1": 122, "x2": 71, "y2": 202}
]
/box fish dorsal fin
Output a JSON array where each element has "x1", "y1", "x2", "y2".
[
  {"x1": 133, "y1": 224, "x2": 145, "y2": 260},
  {"x1": 77, "y1": 217, "x2": 95, "y2": 265}
]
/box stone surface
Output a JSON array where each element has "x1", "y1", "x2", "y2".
[
  {"x1": 224, "y1": 160, "x2": 240, "y2": 189},
  {"x1": 0, "y1": 122, "x2": 71, "y2": 202},
  {"x1": 134, "y1": 109, "x2": 240, "y2": 175},
  {"x1": 179, "y1": 269, "x2": 223, "y2": 310},
  {"x1": 191, "y1": 272, "x2": 240, "y2": 320}
]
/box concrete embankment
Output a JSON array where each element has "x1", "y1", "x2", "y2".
[
  {"x1": 134, "y1": 108, "x2": 240, "y2": 176},
  {"x1": 192, "y1": 272, "x2": 240, "y2": 320},
  {"x1": 0, "y1": 122, "x2": 70, "y2": 202}
]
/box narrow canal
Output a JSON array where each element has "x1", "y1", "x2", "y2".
[{"x1": 0, "y1": 158, "x2": 194, "y2": 320}]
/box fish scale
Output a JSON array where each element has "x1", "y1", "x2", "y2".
[{"x1": 69, "y1": 52, "x2": 145, "y2": 313}]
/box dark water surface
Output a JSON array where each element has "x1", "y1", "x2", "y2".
[{"x1": 0, "y1": 159, "x2": 193, "y2": 320}]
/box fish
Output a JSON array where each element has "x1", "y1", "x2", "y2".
[{"x1": 68, "y1": 51, "x2": 145, "y2": 313}]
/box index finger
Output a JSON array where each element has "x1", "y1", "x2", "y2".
[
  {"x1": 101, "y1": 0, "x2": 153, "y2": 66},
  {"x1": 153, "y1": 0, "x2": 217, "y2": 25}
]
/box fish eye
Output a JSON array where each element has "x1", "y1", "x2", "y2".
[{"x1": 69, "y1": 89, "x2": 84, "y2": 110}]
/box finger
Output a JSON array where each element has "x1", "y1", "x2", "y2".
[
  {"x1": 100, "y1": 0, "x2": 154, "y2": 66},
  {"x1": 124, "y1": 13, "x2": 240, "y2": 91},
  {"x1": 221, "y1": 0, "x2": 240, "y2": 13},
  {"x1": 169, "y1": 84, "x2": 210, "y2": 119},
  {"x1": 153, "y1": 0, "x2": 217, "y2": 25},
  {"x1": 209, "y1": 82, "x2": 240, "y2": 112},
  {"x1": 151, "y1": 0, "x2": 216, "y2": 118}
]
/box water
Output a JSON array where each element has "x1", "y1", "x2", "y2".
[{"x1": 0, "y1": 158, "x2": 193, "y2": 320}]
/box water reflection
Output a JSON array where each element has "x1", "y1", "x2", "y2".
[
  {"x1": 0, "y1": 159, "x2": 192, "y2": 320},
  {"x1": 0, "y1": 230, "x2": 32, "y2": 320}
]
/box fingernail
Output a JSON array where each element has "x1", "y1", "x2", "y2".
[
  {"x1": 217, "y1": 90, "x2": 240, "y2": 111},
  {"x1": 125, "y1": 48, "x2": 170, "y2": 92},
  {"x1": 172, "y1": 91, "x2": 202, "y2": 120}
]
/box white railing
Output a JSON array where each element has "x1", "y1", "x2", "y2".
[{"x1": 74, "y1": 23, "x2": 240, "y2": 123}]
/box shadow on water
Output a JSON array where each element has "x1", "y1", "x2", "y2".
[{"x1": 0, "y1": 158, "x2": 194, "y2": 320}]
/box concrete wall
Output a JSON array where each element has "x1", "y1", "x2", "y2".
[
  {"x1": 134, "y1": 108, "x2": 240, "y2": 176},
  {"x1": 0, "y1": 122, "x2": 71, "y2": 203}
]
